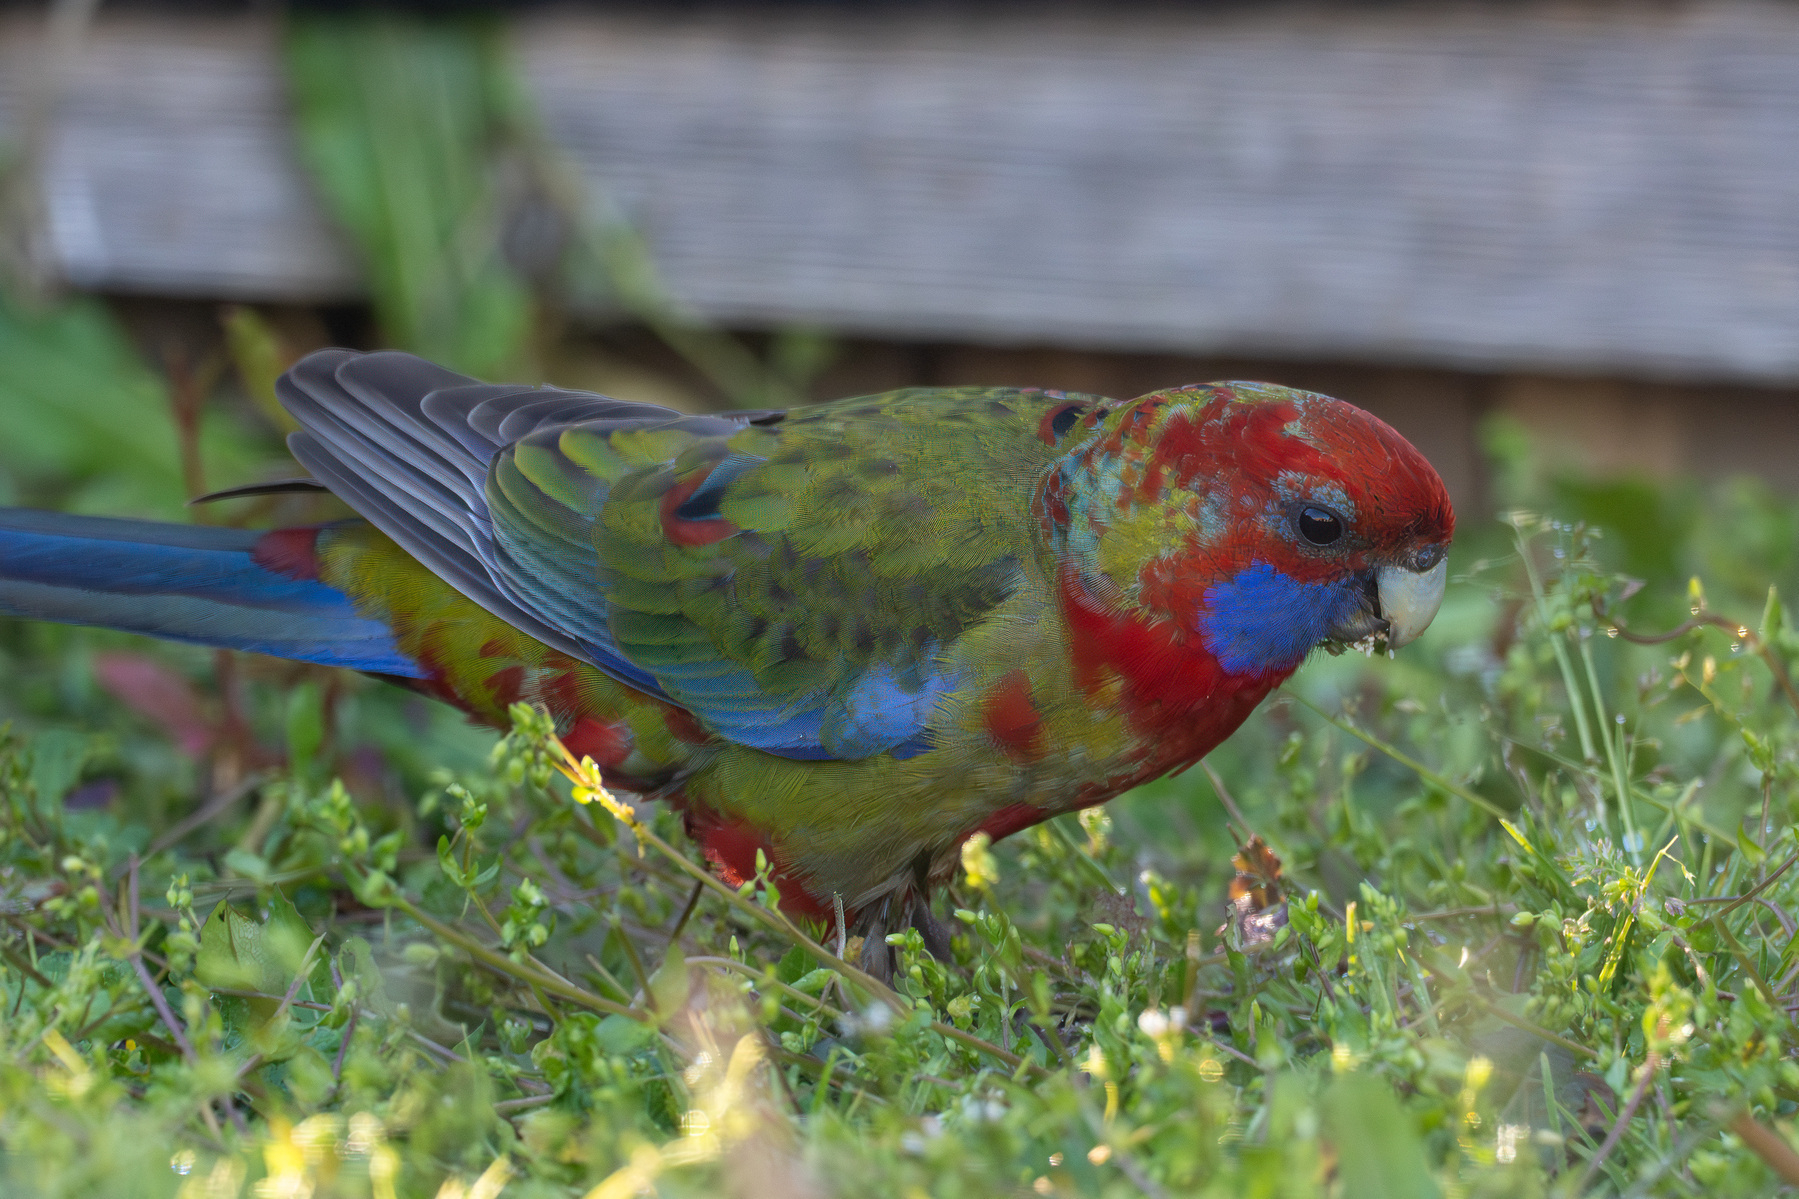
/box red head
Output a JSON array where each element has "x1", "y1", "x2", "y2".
[{"x1": 1042, "y1": 382, "x2": 1454, "y2": 678}]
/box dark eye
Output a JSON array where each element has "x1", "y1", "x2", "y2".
[{"x1": 1297, "y1": 506, "x2": 1343, "y2": 546}]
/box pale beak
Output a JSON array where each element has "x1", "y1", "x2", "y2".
[{"x1": 1377, "y1": 558, "x2": 1448, "y2": 648}]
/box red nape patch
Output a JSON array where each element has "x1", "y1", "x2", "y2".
[
  {"x1": 983, "y1": 669, "x2": 1044, "y2": 760},
  {"x1": 250, "y1": 527, "x2": 323, "y2": 581},
  {"x1": 560, "y1": 716, "x2": 633, "y2": 770},
  {"x1": 658, "y1": 469, "x2": 741, "y2": 547},
  {"x1": 683, "y1": 805, "x2": 832, "y2": 922}
]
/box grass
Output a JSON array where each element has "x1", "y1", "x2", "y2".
[{"x1": 6, "y1": 487, "x2": 1799, "y2": 1198}]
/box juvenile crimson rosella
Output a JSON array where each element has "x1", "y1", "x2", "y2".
[{"x1": 0, "y1": 351, "x2": 1453, "y2": 966}]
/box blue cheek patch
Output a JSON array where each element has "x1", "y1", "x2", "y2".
[{"x1": 1198, "y1": 562, "x2": 1366, "y2": 675}]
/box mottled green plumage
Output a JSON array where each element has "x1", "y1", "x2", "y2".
[{"x1": 488, "y1": 386, "x2": 1105, "y2": 762}]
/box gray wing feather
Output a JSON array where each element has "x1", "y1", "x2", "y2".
[{"x1": 275, "y1": 349, "x2": 776, "y2": 694}]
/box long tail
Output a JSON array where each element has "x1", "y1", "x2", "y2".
[{"x1": 0, "y1": 508, "x2": 423, "y2": 677}]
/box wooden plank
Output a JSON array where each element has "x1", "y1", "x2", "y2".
[
  {"x1": 4, "y1": 4, "x2": 1799, "y2": 381},
  {"x1": 0, "y1": 14, "x2": 360, "y2": 301}
]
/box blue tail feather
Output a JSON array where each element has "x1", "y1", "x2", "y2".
[{"x1": 0, "y1": 508, "x2": 425, "y2": 677}]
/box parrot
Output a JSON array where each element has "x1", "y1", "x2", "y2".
[{"x1": 0, "y1": 350, "x2": 1453, "y2": 971}]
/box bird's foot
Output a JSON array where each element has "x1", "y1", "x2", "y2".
[{"x1": 851, "y1": 887, "x2": 954, "y2": 985}]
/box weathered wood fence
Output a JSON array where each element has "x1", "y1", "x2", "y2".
[{"x1": 4, "y1": 2, "x2": 1799, "y2": 383}]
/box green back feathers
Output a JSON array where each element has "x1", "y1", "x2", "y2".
[{"x1": 487, "y1": 386, "x2": 1107, "y2": 758}]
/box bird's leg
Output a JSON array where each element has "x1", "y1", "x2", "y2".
[
  {"x1": 908, "y1": 889, "x2": 954, "y2": 961},
  {"x1": 855, "y1": 896, "x2": 895, "y2": 984},
  {"x1": 906, "y1": 851, "x2": 954, "y2": 961},
  {"x1": 853, "y1": 855, "x2": 955, "y2": 985}
]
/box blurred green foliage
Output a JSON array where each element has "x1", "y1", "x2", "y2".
[
  {"x1": 0, "y1": 297, "x2": 277, "y2": 517},
  {"x1": 7, "y1": 11, "x2": 1799, "y2": 1199},
  {"x1": 287, "y1": 17, "x2": 535, "y2": 379}
]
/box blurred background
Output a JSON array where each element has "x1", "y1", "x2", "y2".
[
  {"x1": 5, "y1": 0, "x2": 1799, "y2": 515},
  {"x1": 3, "y1": 0, "x2": 1799, "y2": 873}
]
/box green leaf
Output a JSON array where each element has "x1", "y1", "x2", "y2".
[
  {"x1": 285, "y1": 681, "x2": 326, "y2": 781},
  {"x1": 792, "y1": 968, "x2": 836, "y2": 996},
  {"x1": 648, "y1": 945, "x2": 688, "y2": 1017},
  {"x1": 775, "y1": 945, "x2": 812, "y2": 987},
  {"x1": 1323, "y1": 1072, "x2": 1439, "y2": 1199},
  {"x1": 195, "y1": 891, "x2": 320, "y2": 1027},
  {"x1": 435, "y1": 834, "x2": 467, "y2": 888},
  {"x1": 1737, "y1": 819, "x2": 1768, "y2": 864},
  {"x1": 221, "y1": 849, "x2": 273, "y2": 884},
  {"x1": 337, "y1": 936, "x2": 395, "y2": 1019},
  {"x1": 594, "y1": 1013, "x2": 655, "y2": 1055},
  {"x1": 26, "y1": 729, "x2": 87, "y2": 813}
]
